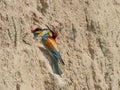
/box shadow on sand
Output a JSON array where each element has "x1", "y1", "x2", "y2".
[{"x1": 38, "y1": 46, "x2": 52, "y2": 68}]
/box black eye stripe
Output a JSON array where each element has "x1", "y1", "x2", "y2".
[
  {"x1": 35, "y1": 28, "x2": 42, "y2": 32},
  {"x1": 33, "y1": 28, "x2": 48, "y2": 33}
]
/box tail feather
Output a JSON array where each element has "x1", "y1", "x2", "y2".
[{"x1": 52, "y1": 56, "x2": 62, "y2": 76}]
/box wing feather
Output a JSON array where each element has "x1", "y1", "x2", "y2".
[{"x1": 42, "y1": 37, "x2": 65, "y2": 65}]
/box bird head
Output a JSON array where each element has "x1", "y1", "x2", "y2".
[{"x1": 31, "y1": 28, "x2": 45, "y2": 38}]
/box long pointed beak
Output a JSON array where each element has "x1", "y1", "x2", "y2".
[{"x1": 46, "y1": 25, "x2": 54, "y2": 34}]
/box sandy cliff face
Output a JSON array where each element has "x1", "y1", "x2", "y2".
[{"x1": 0, "y1": 0, "x2": 120, "y2": 90}]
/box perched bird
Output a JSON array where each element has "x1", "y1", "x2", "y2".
[{"x1": 31, "y1": 25, "x2": 65, "y2": 76}]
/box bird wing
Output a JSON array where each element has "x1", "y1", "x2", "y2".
[
  {"x1": 42, "y1": 37, "x2": 65, "y2": 65},
  {"x1": 47, "y1": 37, "x2": 59, "y2": 51}
]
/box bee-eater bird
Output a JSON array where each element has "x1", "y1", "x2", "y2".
[{"x1": 31, "y1": 25, "x2": 65, "y2": 76}]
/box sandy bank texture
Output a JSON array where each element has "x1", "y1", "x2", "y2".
[{"x1": 0, "y1": 0, "x2": 120, "y2": 90}]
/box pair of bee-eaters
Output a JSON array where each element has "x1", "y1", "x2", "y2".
[{"x1": 31, "y1": 25, "x2": 65, "y2": 76}]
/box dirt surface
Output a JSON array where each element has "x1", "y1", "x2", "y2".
[{"x1": 0, "y1": 0, "x2": 120, "y2": 90}]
